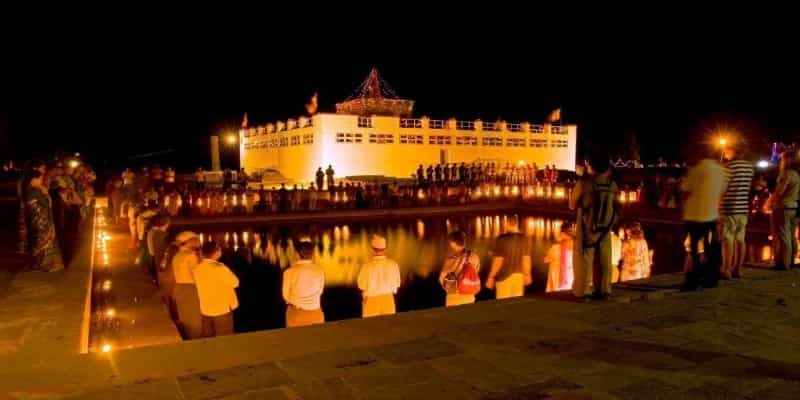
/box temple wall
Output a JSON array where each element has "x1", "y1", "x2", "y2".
[{"x1": 241, "y1": 114, "x2": 576, "y2": 184}]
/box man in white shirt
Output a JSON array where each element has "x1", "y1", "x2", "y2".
[
  {"x1": 682, "y1": 154, "x2": 728, "y2": 291},
  {"x1": 194, "y1": 241, "x2": 239, "y2": 337},
  {"x1": 171, "y1": 231, "x2": 203, "y2": 339},
  {"x1": 282, "y1": 240, "x2": 325, "y2": 327},
  {"x1": 357, "y1": 235, "x2": 401, "y2": 318}
]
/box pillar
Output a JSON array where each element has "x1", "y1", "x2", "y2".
[{"x1": 210, "y1": 135, "x2": 221, "y2": 172}]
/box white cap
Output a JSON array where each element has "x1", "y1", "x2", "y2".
[
  {"x1": 371, "y1": 234, "x2": 387, "y2": 250},
  {"x1": 175, "y1": 231, "x2": 199, "y2": 245}
]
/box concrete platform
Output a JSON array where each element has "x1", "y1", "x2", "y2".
[{"x1": 2, "y1": 264, "x2": 799, "y2": 399}]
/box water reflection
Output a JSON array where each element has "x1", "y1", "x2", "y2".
[{"x1": 203, "y1": 213, "x2": 759, "y2": 333}]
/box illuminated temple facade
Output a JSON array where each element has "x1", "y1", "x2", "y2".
[{"x1": 239, "y1": 69, "x2": 577, "y2": 183}]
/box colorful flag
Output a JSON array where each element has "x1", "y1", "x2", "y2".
[
  {"x1": 305, "y1": 92, "x2": 318, "y2": 115},
  {"x1": 548, "y1": 108, "x2": 561, "y2": 123}
]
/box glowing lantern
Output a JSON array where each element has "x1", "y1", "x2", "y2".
[
  {"x1": 418, "y1": 189, "x2": 426, "y2": 200},
  {"x1": 511, "y1": 185, "x2": 520, "y2": 196},
  {"x1": 554, "y1": 187, "x2": 565, "y2": 199},
  {"x1": 618, "y1": 192, "x2": 627, "y2": 203},
  {"x1": 628, "y1": 191, "x2": 638, "y2": 203}
]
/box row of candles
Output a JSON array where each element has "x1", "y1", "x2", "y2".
[
  {"x1": 163, "y1": 186, "x2": 643, "y2": 210},
  {"x1": 93, "y1": 207, "x2": 116, "y2": 354}
]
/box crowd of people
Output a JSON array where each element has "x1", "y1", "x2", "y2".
[
  {"x1": 105, "y1": 162, "x2": 574, "y2": 224},
  {"x1": 16, "y1": 159, "x2": 96, "y2": 272},
  {"x1": 106, "y1": 143, "x2": 800, "y2": 337}
]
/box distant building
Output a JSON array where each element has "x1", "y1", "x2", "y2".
[{"x1": 239, "y1": 68, "x2": 576, "y2": 183}]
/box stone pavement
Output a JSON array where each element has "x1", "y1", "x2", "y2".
[{"x1": 7, "y1": 266, "x2": 795, "y2": 399}]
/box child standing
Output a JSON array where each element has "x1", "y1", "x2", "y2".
[
  {"x1": 545, "y1": 222, "x2": 574, "y2": 292},
  {"x1": 620, "y1": 222, "x2": 651, "y2": 281}
]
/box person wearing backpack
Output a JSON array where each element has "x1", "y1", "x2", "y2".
[
  {"x1": 572, "y1": 157, "x2": 620, "y2": 301},
  {"x1": 439, "y1": 231, "x2": 482, "y2": 306}
]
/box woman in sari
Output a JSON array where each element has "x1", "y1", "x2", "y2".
[
  {"x1": 17, "y1": 160, "x2": 46, "y2": 254},
  {"x1": 26, "y1": 170, "x2": 65, "y2": 272}
]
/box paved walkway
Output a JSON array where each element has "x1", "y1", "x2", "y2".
[{"x1": 0, "y1": 265, "x2": 795, "y2": 399}]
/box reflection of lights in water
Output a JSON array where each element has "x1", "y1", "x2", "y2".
[
  {"x1": 342, "y1": 225, "x2": 350, "y2": 240},
  {"x1": 416, "y1": 220, "x2": 425, "y2": 239},
  {"x1": 761, "y1": 245, "x2": 773, "y2": 261},
  {"x1": 475, "y1": 216, "x2": 482, "y2": 237},
  {"x1": 334, "y1": 227, "x2": 341, "y2": 241},
  {"x1": 233, "y1": 232, "x2": 239, "y2": 250},
  {"x1": 536, "y1": 186, "x2": 545, "y2": 197},
  {"x1": 242, "y1": 231, "x2": 249, "y2": 244},
  {"x1": 224, "y1": 232, "x2": 230, "y2": 244},
  {"x1": 525, "y1": 217, "x2": 535, "y2": 236},
  {"x1": 554, "y1": 187, "x2": 565, "y2": 199},
  {"x1": 474, "y1": 188, "x2": 482, "y2": 198},
  {"x1": 199, "y1": 233, "x2": 204, "y2": 244},
  {"x1": 494, "y1": 186, "x2": 501, "y2": 197},
  {"x1": 322, "y1": 233, "x2": 331, "y2": 251},
  {"x1": 511, "y1": 185, "x2": 519, "y2": 196}
]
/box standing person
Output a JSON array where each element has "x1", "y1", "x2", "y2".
[
  {"x1": 17, "y1": 160, "x2": 46, "y2": 255},
  {"x1": 164, "y1": 166, "x2": 176, "y2": 191},
  {"x1": 308, "y1": 184, "x2": 318, "y2": 211},
  {"x1": 151, "y1": 164, "x2": 164, "y2": 189},
  {"x1": 278, "y1": 183, "x2": 289, "y2": 213},
  {"x1": 620, "y1": 222, "x2": 651, "y2": 281},
  {"x1": 417, "y1": 165, "x2": 424, "y2": 186},
  {"x1": 357, "y1": 235, "x2": 401, "y2": 318},
  {"x1": 25, "y1": 170, "x2": 65, "y2": 272},
  {"x1": 719, "y1": 147, "x2": 755, "y2": 279},
  {"x1": 109, "y1": 178, "x2": 124, "y2": 224},
  {"x1": 439, "y1": 231, "x2": 481, "y2": 306},
  {"x1": 325, "y1": 165, "x2": 335, "y2": 190},
  {"x1": 195, "y1": 167, "x2": 206, "y2": 190},
  {"x1": 282, "y1": 240, "x2": 325, "y2": 327},
  {"x1": 770, "y1": 151, "x2": 800, "y2": 271},
  {"x1": 171, "y1": 231, "x2": 203, "y2": 339},
  {"x1": 545, "y1": 222, "x2": 574, "y2": 292},
  {"x1": 122, "y1": 167, "x2": 135, "y2": 197},
  {"x1": 571, "y1": 157, "x2": 620, "y2": 300},
  {"x1": 426, "y1": 165, "x2": 434, "y2": 183},
  {"x1": 485, "y1": 216, "x2": 532, "y2": 298},
  {"x1": 147, "y1": 215, "x2": 171, "y2": 281},
  {"x1": 194, "y1": 242, "x2": 239, "y2": 337},
  {"x1": 434, "y1": 164, "x2": 442, "y2": 182},
  {"x1": 681, "y1": 153, "x2": 728, "y2": 290},
  {"x1": 316, "y1": 167, "x2": 325, "y2": 191}
]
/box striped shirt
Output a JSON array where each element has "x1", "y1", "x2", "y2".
[{"x1": 719, "y1": 159, "x2": 754, "y2": 215}]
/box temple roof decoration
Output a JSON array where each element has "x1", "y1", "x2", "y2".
[{"x1": 335, "y1": 68, "x2": 414, "y2": 117}]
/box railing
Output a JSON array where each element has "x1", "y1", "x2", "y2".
[
  {"x1": 529, "y1": 124, "x2": 544, "y2": 133},
  {"x1": 456, "y1": 121, "x2": 475, "y2": 131},
  {"x1": 429, "y1": 120, "x2": 446, "y2": 129},
  {"x1": 400, "y1": 118, "x2": 422, "y2": 128},
  {"x1": 506, "y1": 123, "x2": 521, "y2": 132},
  {"x1": 482, "y1": 122, "x2": 500, "y2": 131}
]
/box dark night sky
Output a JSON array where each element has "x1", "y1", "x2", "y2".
[{"x1": 1, "y1": 15, "x2": 798, "y2": 170}]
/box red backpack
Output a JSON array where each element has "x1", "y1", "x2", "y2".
[{"x1": 457, "y1": 251, "x2": 481, "y2": 295}]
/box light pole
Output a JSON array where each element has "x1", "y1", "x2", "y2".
[{"x1": 209, "y1": 132, "x2": 239, "y2": 172}]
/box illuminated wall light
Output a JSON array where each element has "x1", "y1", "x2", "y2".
[
  {"x1": 101, "y1": 343, "x2": 112, "y2": 353},
  {"x1": 101, "y1": 280, "x2": 112, "y2": 291},
  {"x1": 105, "y1": 308, "x2": 115, "y2": 317}
]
